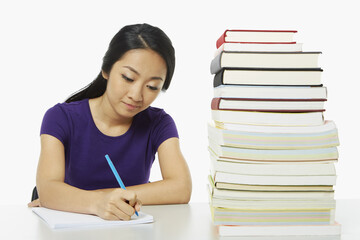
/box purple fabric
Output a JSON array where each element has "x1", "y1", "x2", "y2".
[{"x1": 40, "y1": 99, "x2": 179, "y2": 190}]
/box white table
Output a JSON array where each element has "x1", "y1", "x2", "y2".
[{"x1": 0, "y1": 199, "x2": 359, "y2": 239}]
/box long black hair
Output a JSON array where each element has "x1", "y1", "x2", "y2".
[{"x1": 65, "y1": 23, "x2": 175, "y2": 103}]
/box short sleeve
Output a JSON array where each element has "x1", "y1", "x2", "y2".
[
  {"x1": 152, "y1": 111, "x2": 179, "y2": 152},
  {"x1": 40, "y1": 104, "x2": 70, "y2": 145}
]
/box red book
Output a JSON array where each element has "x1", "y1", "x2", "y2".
[
  {"x1": 211, "y1": 97, "x2": 326, "y2": 113},
  {"x1": 216, "y1": 29, "x2": 298, "y2": 49}
]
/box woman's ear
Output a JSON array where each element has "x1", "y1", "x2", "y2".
[{"x1": 101, "y1": 70, "x2": 109, "y2": 80}]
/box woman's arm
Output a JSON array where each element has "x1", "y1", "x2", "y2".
[
  {"x1": 34, "y1": 134, "x2": 141, "y2": 220},
  {"x1": 127, "y1": 137, "x2": 192, "y2": 204}
]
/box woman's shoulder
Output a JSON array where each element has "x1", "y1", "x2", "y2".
[
  {"x1": 41, "y1": 99, "x2": 90, "y2": 127},
  {"x1": 136, "y1": 106, "x2": 177, "y2": 132},
  {"x1": 139, "y1": 106, "x2": 170, "y2": 121},
  {"x1": 40, "y1": 99, "x2": 91, "y2": 139},
  {"x1": 46, "y1": 99, "x2": 89, "y2": 116},
  {"x1": 139, "y1": 107, "x2": 178, "y2": 146}
]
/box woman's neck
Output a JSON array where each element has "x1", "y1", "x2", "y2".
[{"x1": 89, "y1": 96, "x2": 133, "y2": 137}]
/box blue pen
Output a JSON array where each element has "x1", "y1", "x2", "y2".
[{"x1": 105, "y1": 154, "x2": 139, "y2": 216}]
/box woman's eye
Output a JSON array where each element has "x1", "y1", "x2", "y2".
[
  {"x1": 122, "y1": 74, "x2": 133, "y2": 82},
  {"x1": 147, "y1": 85, "x2": 159, "y2": 91}
]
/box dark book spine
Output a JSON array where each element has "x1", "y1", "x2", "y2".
[
  {"x1": 213, "y1": 69, "x2": 225, "y2": 87},
  {"x1": 210, "y1": 52, "x2": 222, "y2": 74}
]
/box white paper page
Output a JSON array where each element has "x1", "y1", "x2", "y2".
[{"x1": 32, "y1": 207, "x2": 153, "y2": 229}]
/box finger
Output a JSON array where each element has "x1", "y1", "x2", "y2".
[
  {"x1": 135, "y1": 200, "x2": 142, "y2": 212},
  {"x1": 116, "y1": 200, "x2": 136, "y2": 217},
  {"x1": 112, "y1": 189, "x2": 138, "y2": 216},
  {"x1": 117, "y1": 190, "x2": 139, "y2": 212},
  {"x1": 102, "y1": 203, "x2": 131, "y2": 221},
  {"x1": 109, "y1": 202, "x2": 133, "y2": 221},
  {"x1": 102, "y1": 211, "x2": 124, "y2": 221},
  {"x1": 135, "y1": 204, "x2": 141, "y2": 212},
  {"x1": 120, "y1": 191, "x2": 138, "y2": 207},
  {"x1": 27, "y1": 199, "x2": 41, "y2": 207}
]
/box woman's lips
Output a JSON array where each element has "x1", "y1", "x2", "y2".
[{"x1": 123, "y1": 102, "x2": 140, "y2": 110}]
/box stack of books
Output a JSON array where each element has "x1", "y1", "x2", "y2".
[{"x1": 207, "y1": 29, "x2": 341, "y2": 238}]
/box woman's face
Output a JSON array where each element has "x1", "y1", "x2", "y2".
[{"x1": 102, "y1": 48, "x2": 167, "y2": 120}]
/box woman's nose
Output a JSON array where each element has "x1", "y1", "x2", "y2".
[{"x1": 128, "y1": 83, "x2": 143, "y2": 102}]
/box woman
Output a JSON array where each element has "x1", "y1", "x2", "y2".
[{"x1": 28, "y1": 23, "x2": 192, "y2": 221}]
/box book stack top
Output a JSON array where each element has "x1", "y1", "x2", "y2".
[
  {"x1": 207, "y1": 29, "x2": 340, "y2": 237},
  {"x1": 210, "y1": 29, "x2": 329, "y2": 127}
]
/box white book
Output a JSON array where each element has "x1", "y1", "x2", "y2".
[
  {"x1": 208, "y1": 141, "x2": 338, "y2": 161},
  {"x1": 213, "y1": 67, "x2": 322, "y2": 86},
  {"x1": 212, "y1": 171, "x2": 337, "y2": 186},
  {"x1": 208, "y1": 121, "x2": 339, "y2": 150},
  {"x1": 211, "y1": 110, "x2": 324, "y2": 126},
  {"x1": 210, "y1": 52, "x2": 321, "y2": 74},
  {"x1": 218, "y1": 223, "x2": 341, "y2": 237},
  {"x1": 209, "y1": 149, "x2": 338, "y2": 164},
  {"x1": 209, "y1": 184, "x2": 334, "y2": 200},
  {"x1": 214, "y1": 85, "x2": 327, "y2": 99},
  {"x1": 217, "y1": 98, "x2": 325, "y2": 111},
  {"x1": 210, "y1": 196, "x2": 337, "y2": 210},
  {"x1": 214, "y1": 120, "x2": 337, "y2": 134},
  {"x1": 209, "y1": 153, "x2": 336, "y2": 176},
  {"x1": 215, "y1": 42, "x2": 303, "y2": 56},
  {"x1": 32, "y1": 207, "x2": 153, "y2": 229},
  {"x1": 212, "y1": 98, "x2": 326, "y2": 112},
  {"x1": 217, "y1": 235, "x2": 340, "y2": 240}
]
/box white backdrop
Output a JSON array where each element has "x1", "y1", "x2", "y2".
[{"x1": 1, "y1": 0, "x2": 359, "y2": 205}]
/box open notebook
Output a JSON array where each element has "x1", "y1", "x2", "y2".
[{"x1": 32, "y1": 207, "x2": 153, "y2": 229}]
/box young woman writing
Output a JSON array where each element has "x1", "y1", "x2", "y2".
[{"x1": 28, "y1": 23, "x2": 192, "y2": 221}]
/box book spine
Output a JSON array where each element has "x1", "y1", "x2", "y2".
[
  {"x1": 226, "y1": 29, "x2": 298, "y2": 33},
  {"x1": 211, "y1": 98, "x2": 221, "y2": 110},
  {"x1": 213, "y1": 69, "x2": 225, "y2": 87},
  {"x1": 216, "y1": 30, "x2": 228, "y2": 49},
  {"x1": 213, "y1": 67, "x2": 323, "y2": 72},
  {"x1": 217, "y1": 98, "x2": 327, "y2": 102},
  {"x1": 214, "y1": 109, "x2": 325, "y2": 113},
  {"x1": 225, "y1": 41, "x2": 297, "y2": 44},
  {"x1": 210, "y1": 52, "x2": 223, "y2": 74}
]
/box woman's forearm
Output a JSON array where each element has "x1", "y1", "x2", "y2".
[
  {"x1": 37, "y1": 176, "x2": 191, "y2": 215},
  {"x1": 127, "y1": 178, "x2": 192, "y2": 205},
  {"x1": 37, "y1": 180, "x2": 101, "y2": 215},
  {"x1": 37, "y1": 181, "x2": 141, "y2": 220}
]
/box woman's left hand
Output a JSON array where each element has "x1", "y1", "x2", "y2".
[{"x1": 27, "y1": 198, "x2": 41, "y2": 207}]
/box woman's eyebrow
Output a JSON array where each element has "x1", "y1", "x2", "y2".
[
  {"x1": 123, "y1": 66, "x2": 139, "y2": 75},
  {"x1": 123, "y1": 66, "x2": 163, "y2": 81}
]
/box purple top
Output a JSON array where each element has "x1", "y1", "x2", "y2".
[{"x1": 40, "y1": 99, "x2": 179, "y2": 190}]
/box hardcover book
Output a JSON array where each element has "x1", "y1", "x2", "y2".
[
  {"x1": 215, "y1": 42, "x2": 303, "y2": 55},
  {"x1": 211, "y1": 109, "x2": 324, "y2": 126},
  {"x1": 216, "y1": 29, "x2": 298, "y2": 48},
  {"x1": 210, "y1": 52, "x2": 322, "y2": 74},
  {"x1": 213, "y1": 68, "x2": 323, "y2": 87},
  {"x1": 217, "y1": 223, "x2": 341, "y2": 237},
  {"x1": 211, "y1": 97, "x2": 326, "y2": 112},
  {"x1": 213, "y1": 85, "x2": 328, "y2": 99}
]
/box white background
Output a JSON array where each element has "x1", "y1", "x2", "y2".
[{"x1": 0, "y1": 0, "x2": 359, "y2": 205}]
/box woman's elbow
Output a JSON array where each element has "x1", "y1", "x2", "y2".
[
  {"x1": 177, "y1": 178, "x2": 192, "y2": 204},
  {"x1": 181, "y1": 189, "x2": 192, "y2": 204}
]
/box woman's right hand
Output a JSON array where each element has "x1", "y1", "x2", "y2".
[{"x1": 95, "y1": 188, "x2": 141, "y2": 221}]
